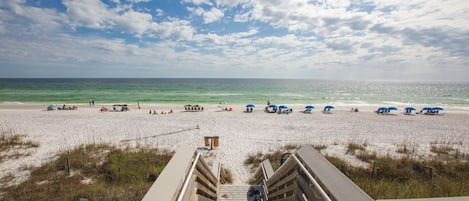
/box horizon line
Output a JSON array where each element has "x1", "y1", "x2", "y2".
[{"x1": 0, "y1": 77, "x2": 467, "y2": 82}]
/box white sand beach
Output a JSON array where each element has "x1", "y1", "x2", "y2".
[{"x1": 0, "y1": 103, "x2": 468, "y2": 185}]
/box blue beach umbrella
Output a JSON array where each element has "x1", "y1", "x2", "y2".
[
  {"x1": 305, "y1": 105, "x2": 315, "y2": 109},
  {"x1": 246, "y1": 104, "x2": 255, "y2": 108},
  {"x1": 377, "y1": 107, "x2": 387, "y2": 111},
  {"x1": 421, "y1": 107, "x2": 432, "y2": 111},
  {"x1": 278, "y1": 105, "x2": 288, "y2": 109},
  {"x1": 387, "y1": 107, "x2": 398, "y2": 111},
  {"x1": 405, "y1": 107, "x2": 416, "y2": 111},
  {"x1": 432, "y1": 107, "x2": 444, "y2": 111},
  {"x1": 325, "y1": 105, "x2": 335, "y2": 110},
  {"x1": 47, "y1": 104, "x2": 57, "y2": 109}
]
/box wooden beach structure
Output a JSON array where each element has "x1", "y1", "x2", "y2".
[
  {"x1": 184, "y1": 104, "x2": 204, "y2": 112},
  {"x1": 142, "y1": 145, "x2": 468, "y2": 201}
]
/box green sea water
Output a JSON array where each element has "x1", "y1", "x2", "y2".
[{"x1": 0, "y1": 78, "x2": 468, "y2": 106}]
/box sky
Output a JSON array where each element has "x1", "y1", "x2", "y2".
[{"x1": 0, "y1": 0, "x2": 468, "y2": 80}]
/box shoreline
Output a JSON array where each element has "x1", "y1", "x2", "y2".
[{"x1": 1, "y1": 102, "x2": 469, "y2": 112}]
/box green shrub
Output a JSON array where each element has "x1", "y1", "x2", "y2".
[{"x1": 1, "y1": 144, "x2": 173, "y2": 201}]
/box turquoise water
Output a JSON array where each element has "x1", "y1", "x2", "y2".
[{"x1": 0, "y1": 78, "x2": 468, "y2": 106}]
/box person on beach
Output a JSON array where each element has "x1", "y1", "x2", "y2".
[{"x1": 100, "y1": 106, "x2": 108, "y2": 112}]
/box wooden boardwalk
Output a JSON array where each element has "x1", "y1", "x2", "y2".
[{"x1": 142, "y1": 144, "x2": 469, "y2": 201}]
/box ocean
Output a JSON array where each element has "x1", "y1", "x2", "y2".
[{"x1": 0, "y1": 78, "x2": 468, "y2": 106}]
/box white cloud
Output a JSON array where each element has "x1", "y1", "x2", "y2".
[
  {"x1": 62, "y1": 0, "x2": 113, "y2": 29},
  {"x1": 1, "y1": 0, "x2": 468, "y2": 79},
  {"x1": 0, "y1": 20, "x2": 5, "y2": 34},
  {"x1": 0, "y1": 0, "x2": 66, "y2": 33},
  {"x1": 188, "y1": 6, "x2": 225, "y2": 24},
  {"x1": 150, "y1": 19, "x2": 195, "y2": 40},
  {"x1": 203, "y1": 7, "x2": 224, "y2": 23},
  {"x1": 62, "y1": 0, "x2": 195, "y2": 39},
  {"x1": 127, "y1": 0, "x2": 151, "y2": 2},
  {"x1": 116, "y1": 11, "x2": 153, "y2": 36},
  {"x1": 193, "y1": 28, "x2": 256, "y2": 46},
  {"x1": 181, "y1": 0, "x2": 213, "y2": 6},
  {"x1": 187, "y1": 7, "x2": 205, "y2": 16},
  {"x1": 241, "y1": 0, "x2": 469, "y2": 63},
  {"x1": 234, "y1": 11, "x2": 249, "y2": 22},
  {"x1": 155, "y1": 8, "x2": 164, "y2": 16},
  {"x1": 215, "y1": 0, "x2": 248, "y2": 8},
  {"x1": 0, "y1": 0, "x2": 26, "y2": 15},
  {"x1": 254, "y1": 34, "x2": 301, "y2": 48}
]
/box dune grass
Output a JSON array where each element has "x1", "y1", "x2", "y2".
[
  {"x1": 346, "y1": 142, "x2": 366, "y2": 155},
  {"x1": 244, "y1": 144, "x2": 299, "y2": 173},
  {"x1": 396, "y1": 144, "x2": 412, "y2": 154},
  {"x1": 246, "y1": 143, "x2": 469, "y2": 199},
  {"x1": 222, "y1": 168, "x2": 234, "y2": 184},
  {"x1": 0, "y1": 144, "x2": 173, "y2": 201},
  {"x1": 344, "y1": 141, "x2": 469, "y2": 198},
  {"x1": 0, "y1": 131, "x2": 39, "y2": 162},
  {"x1": 329, "y1": 155, "x2": 468, "y2": 199}
]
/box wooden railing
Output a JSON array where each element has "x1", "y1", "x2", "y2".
[
  {"x1": 142, "y1": 145, "x2": 222, "y2": 201},
  {"x1": 254, "y1": 145, "x2": 374, "y2": 201},
  {"x1": 144, "y1": 144, "x2": 469, "y2": 201},
  {"x1": 255, "y1": 145, "x2": 469, "y2": 201}
]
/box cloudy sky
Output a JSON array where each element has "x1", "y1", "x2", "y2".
[{"x1": 0, "y1": 0, "x2": 468, "y2": 80}]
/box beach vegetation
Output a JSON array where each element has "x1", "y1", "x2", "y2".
[
  {"x1": 244, "y1": 151, "x2": 283, "y2": 173},
  {"x1": 244, "y1": 145, "x2": 299, "y2": 173},
  {"x1": 430, "y1": 144, "x2": 454, "y2": 155},
  {"x1": 346, "y1": 142, "x2": 366, "y2": 155},
  {"x1": 327, "y1": 154, "x2": 468, "y2": 199},
  {"x1": 0, "y1": 144, "x2": 173, "y2": 201},
  {"x1": 355, "y1": 150, "x2": 378, "y2": 163},
  {"x1": 396, "y1": 143, "x2": 415, "y2": 154},
  {"x1": 430, "y1": 143, "x2": 468, "y2": 161},
  {"x1": 0, "y1": 130, "x2": 39, "y2": 162},
  {"x1": 246, "y1": 144, "x2": 469, "y2": 199},
  {"x1": 312, "y1": 144, "x2": 328, "y2": 152},
  {"x1": 344, "y1": 143, "x2": 468, "y2": 198},
  {"x1": 284, "y1": 143, "x2": 300, "y2": 150},
  {"x1": 222, "y1": 168, "x2": 234, "y2": 184}
]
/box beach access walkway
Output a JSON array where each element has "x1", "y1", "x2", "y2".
[{"x1": 142, "y1": 145, "x2": 468, "y2": 201}]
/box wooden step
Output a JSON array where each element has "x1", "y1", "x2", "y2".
[{"x1": 218, "y1": 185, "x2": 264, "y2": 201}]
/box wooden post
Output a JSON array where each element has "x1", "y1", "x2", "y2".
[
  {"x1": 210, "y1": 138, "x2": 213, "y2": 150},
  {"x1": 213, "y1": 136, "x2": 219, "y2": 147},
  {"x1": 66, "y1": 151, "x2": 71, "y2": 176}
]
